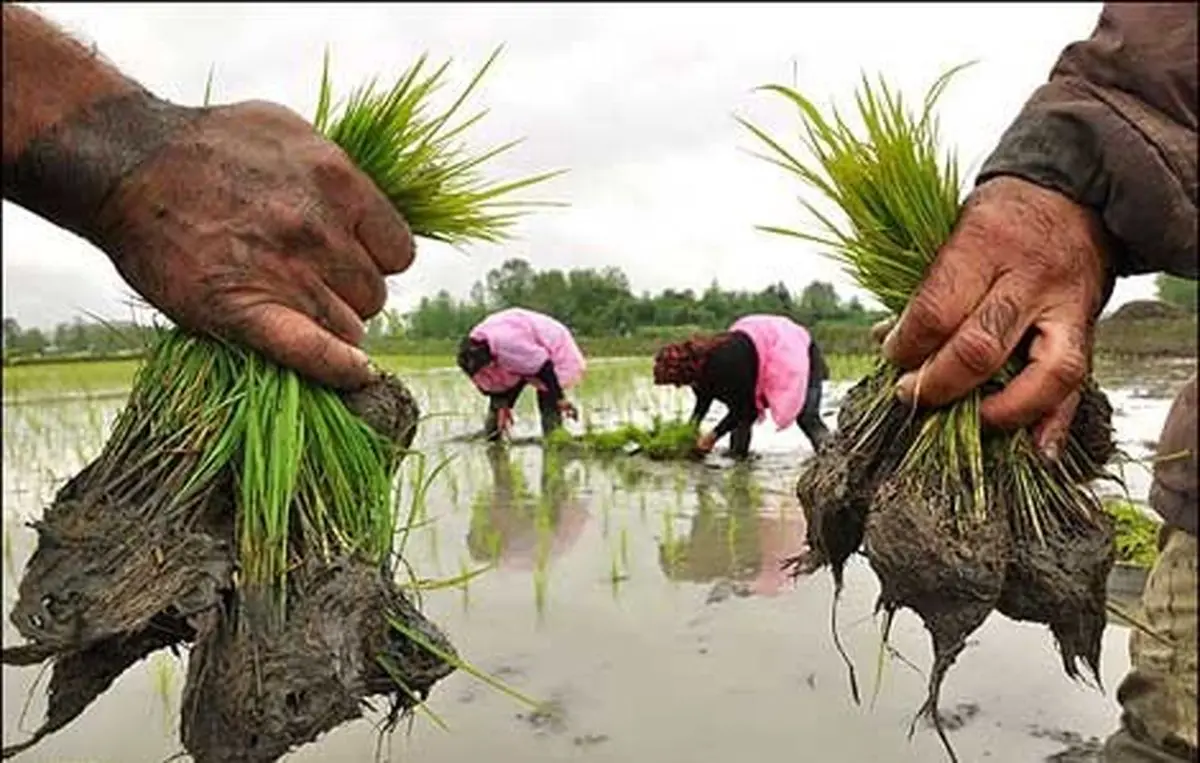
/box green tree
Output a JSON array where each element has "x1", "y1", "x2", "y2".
[{"x1": 2, "y1": 318, "x2": 20, "y2": 350}]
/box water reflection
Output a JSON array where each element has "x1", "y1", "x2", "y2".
[
  {"x1": 659, "y1": 465, "x2": 806, "y2": 599},
  {"x1": 466, "y1": 445, "x2": 591, "y2": 613}
]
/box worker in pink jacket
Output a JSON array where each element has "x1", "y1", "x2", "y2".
[
  {"x1": 652, "y1": 314, "x2": 831, "y2": 458},
  {"x1": 457, "y1": 307, "x2": 587, "y2": 441}
]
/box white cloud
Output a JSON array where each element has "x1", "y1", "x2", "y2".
[{"x1": 2, "y1": 1, "x2": 1157, "y2": 329}]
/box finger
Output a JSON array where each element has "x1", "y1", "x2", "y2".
[
  {"x1": 870, "y1": 318, "x2": 895, "y2": 346},
  {"x1": 896, "y1": 286, "x2": 1031, "y2": 409},
  {"x1": 980, "y1": 317, "x2": 1090, "y2": 431},
  {"x1": 293, "y1": 269, "x2": 368, "y2": 346},
  {"x1": 229, "y1": 303, "x2": 375, "y2": 390},
  {"x1": 356, "y1": 191, "x2": 415, "y2": 276},
  {"x1": 315, "y1": 252, "x2": 388, "y2": 321},
  {"x1": 306, "y1": 143, "x2": 413, "y2": 276},
  {"x1": 1031, "y1": 389, "x2": 1081, "y2": 463},
  {"x1": 273, "y1": 198, "x2": 387, "y2": 319},
  {"x1": 882, "y1": 228, "x2": 997, "y2": 370}
]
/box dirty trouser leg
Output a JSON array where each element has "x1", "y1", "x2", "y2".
[
  {"x1": 728, "y1": 422, "x2": 753, "y2": 459},
  {"x1": 484, "y1": 383, "x2": 525, "y2": 441},
  {"x1": 1104, "y1": 528, "x2": 1198, "y2": 762},
  {"x1": 535, "y1": 388, "x2": 563, "y2": 438},
  {"x1": 795, "y1": 380, "x2": 831, "y2": 452}
]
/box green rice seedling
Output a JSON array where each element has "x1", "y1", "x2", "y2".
[
  {"x1": 742, "y1": 65, "x2": 1119, "y2": 762},
  {"x1": 148, "y1": 651, "x2": 178, "y2": 733},
  {"x1": 459, "y1": 557, "x2": 473, "y2": 613},
  {"x1": 550, "y1": 416, "x2": 700, "y2": 461},
  {"x1": 1103, "y1": 499, "x2": 1160, "y2": 569}
]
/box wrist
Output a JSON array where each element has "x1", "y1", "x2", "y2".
[{"x1": 4, "y1": 87, "x2": 199, "y2": 247}]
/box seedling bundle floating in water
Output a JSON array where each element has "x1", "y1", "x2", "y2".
[
  {"x1": 3, "y1": 48, "x2": 560, "y2": 763},
  {"x1": 547, "y1": 417, "x2": 702, "y2": 461},
  {"x1": 740, "y1": 65, "x2": 1118, "y2": 762}
]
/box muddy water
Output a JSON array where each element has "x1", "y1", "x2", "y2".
[{"x1": 1, "y1": 359, "x2": 1185, "y2": 763}]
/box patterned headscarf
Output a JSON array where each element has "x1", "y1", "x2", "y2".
[{"x1": 652, "y1": 333, "x2": 731, "y2": 386}]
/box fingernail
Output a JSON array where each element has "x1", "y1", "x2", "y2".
[
  {"x1": 1040, "y1": 441, "x2": 1060, "y2": 463},
  {"x1": 881, "y1": 326, "x2": 898, "y2": 353},
  {"x1": 895, "y1": 374, "x2": 915, "y2": 404}
]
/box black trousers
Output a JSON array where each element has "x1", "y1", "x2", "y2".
[
  {"x1": 728, "y1": 378, "x2": 830, "y2": 459},
  {"x1": 484, "y1": 381, "x2": 562, "y2": 441}
]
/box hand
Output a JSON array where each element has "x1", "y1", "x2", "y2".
[
  {"x1": 95, "y1": 101, "x2": 414, "y2": 390},
  {"x1": 880, "y1": 177, "x2": 1109, "y2": 458},
  {"x1": 556, "y1": 399, "x2": 579, "y2": 421},
  {"x1": 695, "y1": 431, "x2": 718, "y2": 454},
  {"x1": 496, "y1": 407, "x2": 514, "y2": 435}
]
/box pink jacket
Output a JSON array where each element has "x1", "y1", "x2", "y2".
[
  {"x1": 729, "y1": 314, "x2": 813, "y2": 430},
  {"x1": 469, "y1": 308, "x2": 586, "y2": 394}
]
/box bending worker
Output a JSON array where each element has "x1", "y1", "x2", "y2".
[
  {"x1": 457, "y1": 307, "x2": 585, "y2": 441},
  {"x1": 652, "y1": 314, "x2": 831, "y2": 459}
]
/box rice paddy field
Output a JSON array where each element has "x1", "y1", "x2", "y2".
[{"x1": 2, "y1": 353, "x2": 1194, "y2": 762}]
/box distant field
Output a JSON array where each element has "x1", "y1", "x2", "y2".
[
  {"x1": 4, "y1": 314, "x2": 1195, "y2": 398},
  {"x1": 2, "y1": 354, "x2": 456, "y2": 398}
]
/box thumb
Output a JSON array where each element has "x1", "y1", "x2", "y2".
[
  {"x1": 870, "y1": 318, "x2": 896, "y2": 346},
  {"x1": 225, "y1": 303, "x2": 376, "y2": 390}
]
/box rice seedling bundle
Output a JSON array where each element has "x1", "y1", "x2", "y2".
[
  {"x1": 740, "y1": 66, "x2": 1118, "y2": 762},
  {"x1": 547, "y1": 417, "x2": 701, "y2": 461},
  {"x1": 3, "y1": 48, "x2": 560, "y2": 763}
]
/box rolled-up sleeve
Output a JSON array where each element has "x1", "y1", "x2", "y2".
[{"x1": 978, "y1": 3, "x2": 1197, "y2": 280}]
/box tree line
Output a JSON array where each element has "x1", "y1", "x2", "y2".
[
  {"x1": 400, "y1": 258, "x2": 881, "y2": 341},
  {"x1": 4, "y1": 263, "x2": 1197, "y2": 362}
]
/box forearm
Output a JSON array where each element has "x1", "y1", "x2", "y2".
[
  {"x1": 977, "y1": 3, "x2": 1197, "y2": 281},
  {"x1": 690, "y1": 390, "x2": 713, "y2": 424},
  {"x1": 712, "y1": 410, "x2": 746, "y2": 441},
  {"x1": 2, "y1": 5, "x2": 196, "y2": 244}
]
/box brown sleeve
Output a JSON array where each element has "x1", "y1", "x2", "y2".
[
  {"x1": 977, "y1": 3, "x2": 1197, "y2": 280},
  {"x1": 1149, "y1": 374, "x2": 1198, "y2": 537}
]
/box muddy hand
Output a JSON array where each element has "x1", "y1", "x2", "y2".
[
  {"x1": 557, "y1": 399, "x2": 579, "y2": 421},
  {"x1": 95, "y1": 101, "x2": 414, "y2": 390},
  {"x1": 880, "y1": 177, "x2": 1110, "y2": 460}
]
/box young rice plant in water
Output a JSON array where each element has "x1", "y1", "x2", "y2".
[{"x1": 740, "y1": 65, "x2": 1118, "y2": 763}]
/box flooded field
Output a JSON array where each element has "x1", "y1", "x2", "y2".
[{"x1": 2, "y1": 356, "x2": 1192, "y2": 763}]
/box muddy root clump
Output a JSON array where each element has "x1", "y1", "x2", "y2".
[
  {"x1": 1067, "y1": 378, "x2": 1118, "y2": 480},
  {"x1": 864, "y1": 475, "x2": 1011, "y2": 763},
  {"x1": 997, "y1": 512, "x2": 1115, "y2": 686},
  {"x1": 3, "y1": 372, "x2": 455, "y2": 763},
  {"x1": 794, "y1": 365, "x2": 918, "y2": 587},
  {"x1": 341, "y1": 373, "x2": 423, "y2": 450},
  {"x1": 1, "y1": 614, "x2": 195, "y2": 759},
  {"x1": 9, "y1": 464, "x2": 235, "y2": 655},
  {"x1": 181, "y1": 557, "x2": 456, "y2": 763}
]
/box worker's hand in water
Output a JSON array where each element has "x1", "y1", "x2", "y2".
[
  {"x1": 556, "y1": 399, "x2": 579, "y2": 421},
  {"x1": 496, "y1": 407, "x2": 514, "y2": 436},
  {"x1": 695, "y1": 431, "x2": 718, "y2": 454},
  {"x1": 879, "y1": 177, "x2": 1109, "y2": 460},
  {"x1": 98, "y1": 101, "x2": 414, "y2": 391}
]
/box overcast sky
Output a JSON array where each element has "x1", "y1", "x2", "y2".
[{"x1": 3, "y1": 2, "x2": 1155, "y2": 330}]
